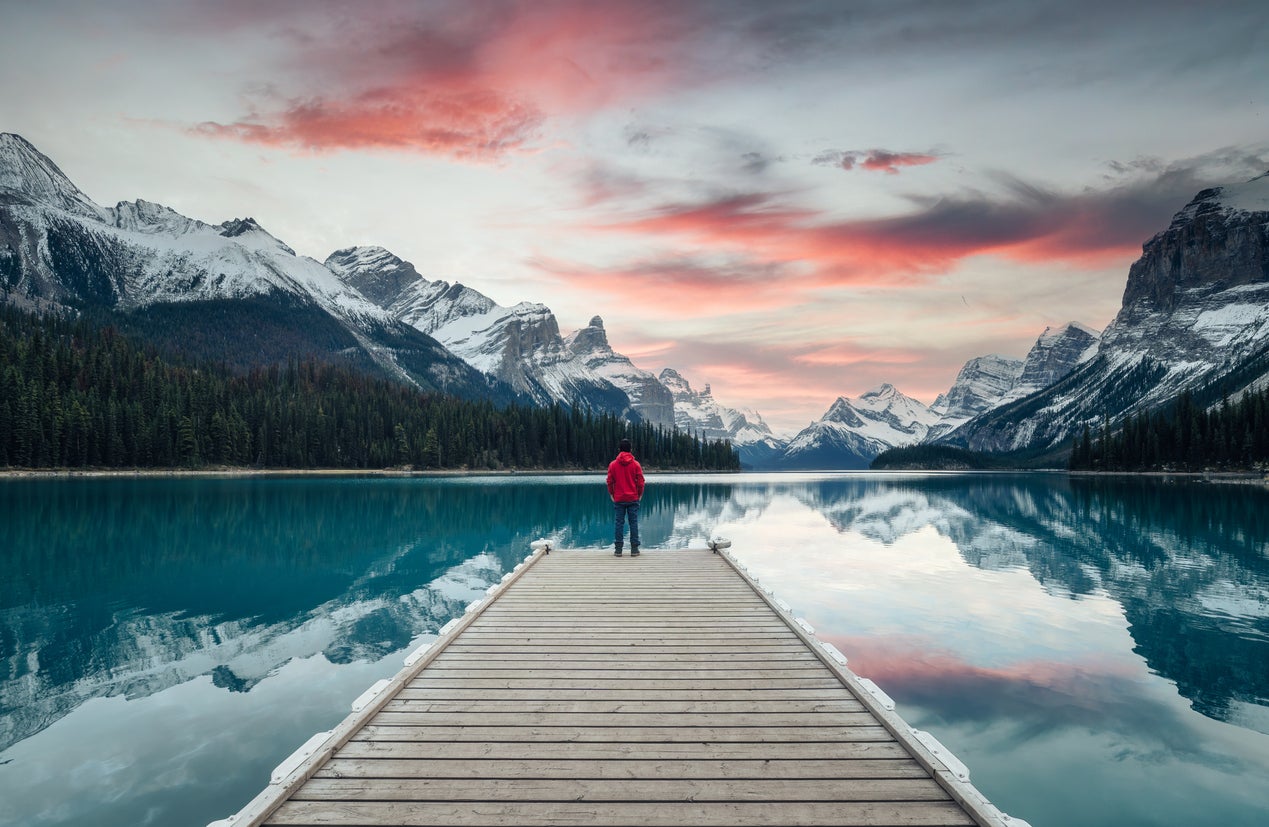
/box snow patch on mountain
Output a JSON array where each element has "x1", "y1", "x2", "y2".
[
  {"x1": 999, "y1": 322, "x2": 1102, "y2": 404},
  {"x1": 927, "y1": 355, "x2": 1023, "y2": 440},
  {"x1": 327, "y1": 246, "x2": 674, "y2": 424},
  {"x1": 778, "y1": 384, "x2": 939, "y2": 469},
  {"x1": 0, "y1": 133, "x2": 107, "y2": 221},
  {"x1": 659, "y1": 368, "x2": 785, "y2": 465}
]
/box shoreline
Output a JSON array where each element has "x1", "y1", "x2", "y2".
[
  {"x1": 0, "y1": 466, "x2": 741, "y2": 480},
  {"x1": 2, "y1": 467, "x2": 1264, "y2": 482}
]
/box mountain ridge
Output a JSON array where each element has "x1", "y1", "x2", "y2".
[
  {"x1": 0, "y1": 133, "x2": 507, "y2": 401},
  {"x1": 946, "y1": 170, "x2": 1269, "y2": 454}
]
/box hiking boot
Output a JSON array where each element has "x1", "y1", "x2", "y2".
[
  {"x1": 630, "y1": 546, "x2": 640, "y2": 557},
  {"x1": 614, "y1": 543, "x2": 623, "y2": 557}
]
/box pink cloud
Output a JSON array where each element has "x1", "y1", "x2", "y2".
[
  {"x1": 585, "y1": 181, "x2": 1161, "y2": 289},
  {"x1": 190, "y1": 0, "x2": 708, "y2": 160},
  {"x1": 814, "y1": 148, "x2": 941, "y2": 175},
  {"x1": 194, "y1": 88, "x2": 543, "y2": 159},
  {"x1": 822, "y1": 634, "x2": 1143, "y2": 721},
  {"x1": 793, "y1": 344, "x2": 928, "y2": 368},
  {"x1": 533, "y1": 253, "x2": 793, "y2": 316},
  {"x1": 842, "y1": 149, "x2": 941, "y2": 174}
]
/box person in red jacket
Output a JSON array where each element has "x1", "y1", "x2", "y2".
[{"x1": 606, "y1": 437, "x2": 645, "y2": 557}]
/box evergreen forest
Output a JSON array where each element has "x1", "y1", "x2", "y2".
[
  {"x1": 0, "y1": 306, "x2": 740, "y2": 471},
  {"x1": 1068, "y1": 388, "x2": 1269, "y2": 471}
]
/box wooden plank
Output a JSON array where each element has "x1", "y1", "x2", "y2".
[
  {"x1": 406, "y1": 678, "x2": 848, "y2": 690},
  {"x1": 293, "y1": 777, "x2": 951, "y2": 802},
  {"x1": 369, "y1": 711, "x2": 883, "y2": 727},
  {"x1": 414, "y1": 667, "x2": 831, "y2": 679},
  {"x1": 430, "y1": 653, "x2": 822, "y2": 664},
  {"x1": 354, "y1": 724, "x2": 896, "y2": 743},
  {"x1": 381, "y1": 699, "x2": 866, "y2": 714},
  {"x1": 371, "y1": 709, "x2": 869, "y2": 725},
  {"x1": 394, "y1": 687, "x2": 864, "y2": 701},
  {"x1": 466, "y1": 621, "x2": 792, "y2": 629},
  {"x1": 264, "y1": 800, "x2": 977, "y2": 826},
  {"x1": 438, "y1": 644, "x2": 810, "y2": 655},
  {"x1": 336, "y1": 740, "x2": 915, "y2": 761},
  {"x1": 314, "y1": 758, "x2": 929, "y2": 780}
]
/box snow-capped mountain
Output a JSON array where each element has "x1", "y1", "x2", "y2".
[
  {"x1": 776, "y1": 384, "x2": 940, "y2": 469},
  {"x1": 927, "y1": 355, "x2": 1024, "y2": 441},
  {"x1": 0, "y1": 134, "x2": 502, "y2": 399},
  {"x1": 925, "y1": 322, "x2": 1100, "y2": 442},
  {"x1": 949, "y1": 171, "x2": 1269, "y2": 453},
  {"x1": 566, "y1": 317, "x2": 675, "y2": 426},
  {"x1": 326, "y1": 245, "x2": 674, "y2": 425},
  {"x1": 999, "y1": 322, "x2": 1101, "y2": 404},
  {"x1": 658, "y1": 368, "x2": 785, "y2": 467}
]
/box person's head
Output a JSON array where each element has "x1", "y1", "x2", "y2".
[{"x1": 619, "y1": 438, "x2": 632, "y2": 454}]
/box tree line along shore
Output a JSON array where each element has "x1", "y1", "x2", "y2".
[{"x1": 0, "y1": 305, "x2": 740, "y2": 473}]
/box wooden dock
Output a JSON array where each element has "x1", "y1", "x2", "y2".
[{"x1": 221, "y1": 546, "x2": 1020, "y2": 827}]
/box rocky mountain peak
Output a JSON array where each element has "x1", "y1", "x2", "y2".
[
  {"x1": 934, "y1": 355, "x2": 1023, "y2": 417},
  {"x1": 109, "y1": 199, "x2": 202, "y2": 235},
  {"x1": 863, "y1": 383, "x2": 897, "y2": 400},
  {"x1": 658, "y1": 367, "x2": 690, "y2": 394},
  {"x1": 1013, "y1": 322, "x2": 1100, "y2": 393},
  {"x1": 0, "y1": 132, "x2": 106, "y2": 220},
  {"x1": 823, "y1": 397, "x2": 865, "y2": 427},
  {"x1": 216, "y1": 217, "x2": 295, "y2": 255},
  {"x1": 1122, "y1": 171, "x2": 1269, "y2": 314},
  {"x1": 567, "y1": 315, "x2": 611, "y2": 355},
  {"x1": 326, "y1": 245, "x2": 425, "y2": 306}
]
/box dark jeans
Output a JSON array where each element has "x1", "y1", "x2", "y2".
[{"x1": 613, "y1": 500, "x2": 640, "y2": 548}]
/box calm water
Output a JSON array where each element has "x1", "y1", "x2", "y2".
[{"x1": 1, "y1": 473, "x2": 1268, "y2": 827}]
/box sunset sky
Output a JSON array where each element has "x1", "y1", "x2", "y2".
[{"x1": 3, "y1": 0, "x2": 1267, "y2": 432}]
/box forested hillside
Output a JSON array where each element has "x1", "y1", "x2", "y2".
[
  {"x1": 1069, "y1": 388, "x2": 1269, "y2": 471},
  {"x1": 0, "y1": 307, "x2": 739, "y2": 471}
]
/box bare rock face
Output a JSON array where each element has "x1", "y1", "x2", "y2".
[
  {"x1": 1121, "y1": 178, "x2": 1269, "y2": 314},
  {"x1": 565, "y1": 317, "x2": 676, "y2": 429},
  {"x1": 1013, "y1": 323, "x2": 1100, "y2": 393},
  {"x1": 325, "y1": 246, "x2": 423, "y2": 307},
  {"x1": 935, "y1": 355, "x2": 1024, "y2": 418}
]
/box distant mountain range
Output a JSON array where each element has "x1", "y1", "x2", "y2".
[
  {"x1": 771, "y1": 322, "x2": 1101, "y2": 469},
  {"x1": 5, "y1": 131, "x2": 1267, "y2": 469},
  {"x1": 770, "y1": 171, "x2": 1269, "y2": 469},
  {"x1": 0, "y1": 134, "x2": 506, "y2": 402},
  {"x1": 0, "y1": 133, "x2": 771, "y2": 462}
]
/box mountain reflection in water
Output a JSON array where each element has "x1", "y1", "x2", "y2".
[
  {"x1": 784, "y1": 474, "x2": 1269, "y2": 727},
  {"x1": 1, "y1": 473, "x2": 1267, "y2": 827}
]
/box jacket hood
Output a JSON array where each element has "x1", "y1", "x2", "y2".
[{"x1": 616, "y1": 451, "x2": 636, "y2": 464}]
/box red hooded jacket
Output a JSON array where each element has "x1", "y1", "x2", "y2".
[{"x1": 606, "y1": 451, "x2": 645, "y2": 502}]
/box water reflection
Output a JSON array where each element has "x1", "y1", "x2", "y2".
[
  {"x1": 1, "y1": 473, "x2": 1268, "y2": 827},
  {"x1": 770, "y1": 474, "x2": 1269, "y2": 727}
]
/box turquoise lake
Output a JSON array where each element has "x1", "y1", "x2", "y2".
[{"x1": 1, "y1": 472, "x2": 1268, "y2": 826}]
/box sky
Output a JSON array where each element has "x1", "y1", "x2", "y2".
[{"x1": 2, "y1": 0, "x2": 1267, "y2": 433}]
